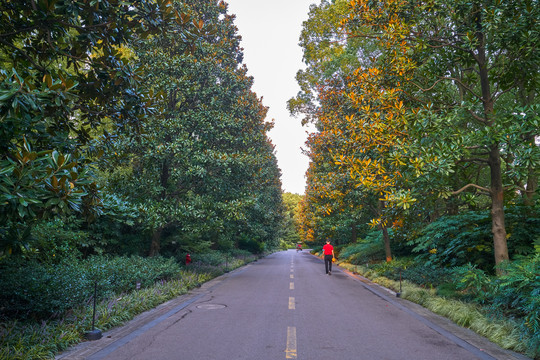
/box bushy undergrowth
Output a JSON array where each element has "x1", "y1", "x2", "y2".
[
  {"x1": 455, "y1": 255, "x2": 540, "y2": 356},
  {"x1": 0, "y1": 272, "x2": 212, "y2": 360},
  {"x1": 0, "y1": 251, "x2": 256, "y2": 359},
  {"x1": 0, "y1": 256, "x2": 182, "y2": 320},
  {"x1": 339, "y1": 238, "x2": 386, "y2": 264},
  {"x1": 407, "y1": 206, "x2": 539, "y2": 271}
]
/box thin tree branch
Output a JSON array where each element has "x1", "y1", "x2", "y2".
[
  {"x1": 467, "y1": 109, "x2": 489, "y2": 124},
  {"x1": 0, "y1": 26, "x2": 40, "y2": 38},
  {"x1": 457, "y1": 157, "x2": 490, "y2": 164},
  {"x1": 0, "y1": 39, "x2": 46, "y2": 73},
  {"x1": 452, "y1": 183, "x2": 491, "y2": 195}
]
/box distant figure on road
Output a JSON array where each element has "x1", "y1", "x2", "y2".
[{"x1": 323, "y1": 239, "x2": 334, "y2": 275}]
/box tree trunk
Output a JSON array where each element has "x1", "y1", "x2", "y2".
[
  {"x1": 381, "y1": 225, "x2": 392, "y2": 262},
  {"x1": 351, "y1": 221, "x2": 358, "y2": 243},
  {"x1": 378, "y1": 200, "x2": 392, "y2": 262},
  {"x1": 524, "y1": 167, "x2": 538, "y2": 206},
  {"x1": 489, "y1": 145, "x2": 509, "y2": 273},
  {"x1": 475, "y1": 18, "x2": 509, "y2": 274},
  {"x1": 149, "y1": 226, "x2": 163, "y2": 257}
]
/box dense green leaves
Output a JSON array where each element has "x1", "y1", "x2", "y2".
[
  {"x1": 293, "y1": 0, "x2": 539, "y2": 271},
  {"x1": 0, "y1": 0, "x2": 201, "y2": 256},
  {"x1": 98, "y1": 0, "x2": 283, "y2": 256},
  {"x1": 1, "y1": 0, "x2": 284, "y2": 262}
]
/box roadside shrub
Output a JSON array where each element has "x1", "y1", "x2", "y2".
[
  {"x1": 401, "y1": 264, "x2": 455, "y2": 288},
  {"x1": 494, "y1": 255, "x2": 540, "y2": 356},
  {"x1": 0, "y1": 270, "x2": 212, "y2": 360},
  {"x1": 454, "y1": 257, "x2": 540, "y2": 358},
  {"x1": 504, "y1": 205, "x2": 540, "y2": 257},
  {"x1": 408, "y1": 207, "x2": 539, "y2": 272},
  {"x1": 228, "y1": 248, "x2": 254, "y2": 259},
  {"x1": 0, "y1": 255, "x2": 182, "y2": 320},
  {"x1": 340, "y1": 237, "x2": 385, "y2": 265},
  {"x1": 310, "y1": 245, "x2": 323, "y2": 255},
  {"x1": 408, "y1": 212, "x2": 494, "y2": 270},
  {"x1": 191, "y1": 251, "x2": 226, "y2": 266},
  {"x1": 80, "y1": 256, "x2": 182, "y2": 293},
  {"x1": 453, "y1": 264, "x2": 495, "y2": 304},
  {"x1": 0, "y1": 259, "x2": 91, "y2": 319},
  {"x1": 30, "y1": 218, "x2": 86, "y2": 262},
  {"x1": 238, "y1": 236, "x2": 265, "y2": 254},
  {"x1": 279, "y1": 239, "x2": 291, "y2": 250}
]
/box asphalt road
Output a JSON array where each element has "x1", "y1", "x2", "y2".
[{"x1": 58, "y1": 250, "x2": 528, "y2": 360}]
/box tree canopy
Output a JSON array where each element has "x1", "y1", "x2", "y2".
[
  {"x1": 0, "y1": 0, "x2": 284, "y2": 259},
  {"x1": 292, "y1": 0, "x2": 539, "y2": 273}
]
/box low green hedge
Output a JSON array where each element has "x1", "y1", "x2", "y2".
[{"x1": 0, "y1": 256, "x2": 182, "y2": 320}]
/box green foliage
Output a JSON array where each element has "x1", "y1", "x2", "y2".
[
  {"x1": 401, "y1": 265, "x2": 455, "y2": 289},
  {"x1": 494, "y1": 256, "x2": 540, "y2": 355},
  {"x1": 238, "y1": 236, "x2": 265, "y2": 254},
  {"x1": 0, "y1": 256, "x2": 182, "y2": 320},
  {"x1": 0, "y1": 144, "x2": 95, "y2": 256},
  {"x1": 454, "y1": 264, "x2": 495, "y2": 303},
  {"x1": 0, "y1": 258, "x2": 91, "y2": 319},
  {"x1": 280, "y1": 192, "x2": 303, "y2": 248},
  {"x1": 191, "y1": 252, "x2": 228, "y2": 267},
  {"x1": 29, "y1": 218, "x2": 86, "y2": 261},
  {"x1": 100, "y1": 0, "x2": 284, "y2": 256},
  {"x1": 454, "y1": 256, "x2": 540, "y2": 357},
  {"x1": 295, "y1": 0, "x2": 540, "y2": 274},
  {"x1": 408, "y1": 211, "x2": 494, "y2": 270},
  {"x1": 0, "y1": 0, "x2": 193, "y2": 239},
  {"x1": 408, "y1": 207, "x2": 539, "y2": 271},
  {"x1": 1, "y1": 0, "x2": 284, "y2": 261},
  {"x1": 339, "y1": 236, "x2": 386, "y2": 265},
  {"x1": 0, "y1": 250, "x2": 257, "y2": 359},
  {"x1": 81, "y1": 193, "x2": 147, "y2": 256}
]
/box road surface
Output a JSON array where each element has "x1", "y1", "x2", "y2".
[{"x1": 59, "y1": 250, "x2": 528, "y2": 360}]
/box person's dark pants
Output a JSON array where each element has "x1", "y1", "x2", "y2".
[{"x1": 324, "y1": 255, "x2": 333, "y2": 273}]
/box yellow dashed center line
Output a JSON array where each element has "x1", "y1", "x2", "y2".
[
  {"x1": 285, "y1": 326, "x2": 297, "y2": 359},
  {"x1": 287, "y1": 255, "x2": 297, "y2": 359},
  {"x1": 289, "y1": 297, "x2": 295, "y2": 310}
]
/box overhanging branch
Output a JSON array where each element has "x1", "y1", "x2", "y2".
[{"x1": 452, "y1": 183, "x2": 491, "y2": 195}]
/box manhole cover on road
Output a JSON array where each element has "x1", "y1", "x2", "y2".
[{"x1": 196, "y1": 304, "x2": 226, "y2": 310}]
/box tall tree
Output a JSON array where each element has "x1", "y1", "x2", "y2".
[
  {"x1": 0, "y1": 0, "x2": 197, "y2": 255},
  {"x1": 104, "y1": 0, "x2": 283, "y2": 255},
  {"x1": 346, "y1": 0, "x2": 539, "y2": 271}
]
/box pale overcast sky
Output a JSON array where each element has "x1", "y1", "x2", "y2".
[{"x1": 226, "y1": 0, "x2": 316, "y2": 195}]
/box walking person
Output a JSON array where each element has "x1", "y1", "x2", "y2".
[{"x1": 323, "y1": 239, "x2": 334, "y2": 275}]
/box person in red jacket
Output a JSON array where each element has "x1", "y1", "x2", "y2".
[{"x1": 322, "y1": 239, "x2": 335, "y2": 275}]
